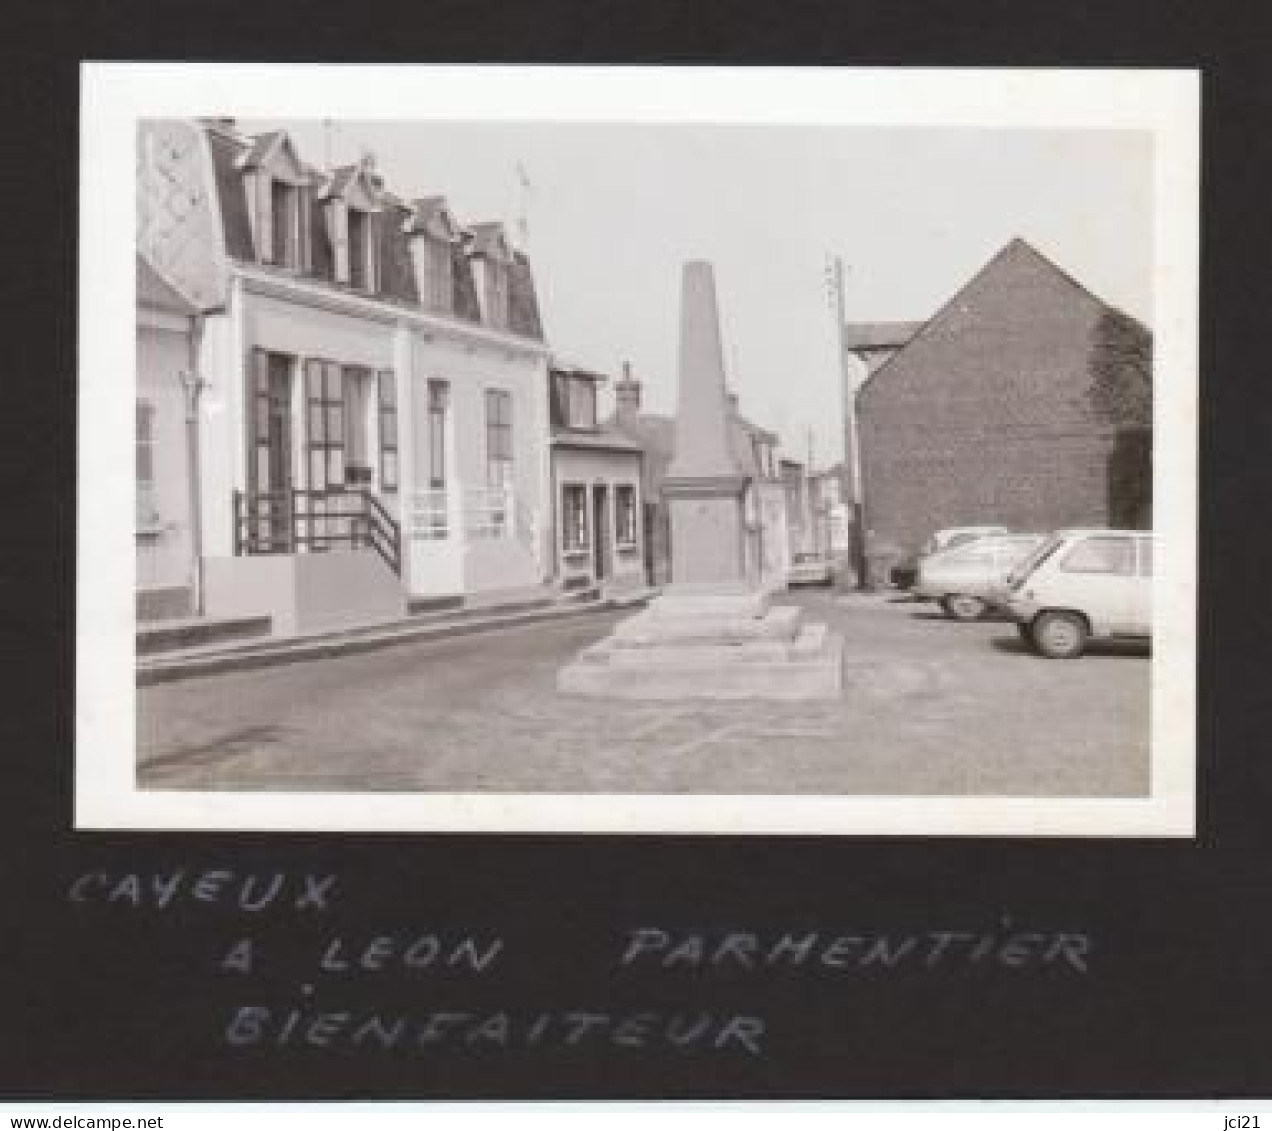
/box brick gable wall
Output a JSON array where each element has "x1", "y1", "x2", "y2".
[{"x1": 857, "y1": 243, "x2": 1134, "y2": 556}]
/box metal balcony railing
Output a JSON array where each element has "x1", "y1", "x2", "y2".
[{"x1": 233, "y1": 488, "x2": 402, "y2": 577}]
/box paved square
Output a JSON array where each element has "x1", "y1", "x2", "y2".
[{"x1": 137, "y1": 591, "x2": 1150, "y2": 796}]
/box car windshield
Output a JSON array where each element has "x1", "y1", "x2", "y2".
[{"x1": 1009, "y1": 534, "x2": 1065, "y2": 585}]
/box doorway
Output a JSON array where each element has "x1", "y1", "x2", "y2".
[{"x1": 592, "y1": 483, "x2": 610, "y2": 582}]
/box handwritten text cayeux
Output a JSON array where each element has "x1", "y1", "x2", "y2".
[{"x1": 69, "y1": 870, "x2": 1093, "y2": 1057}]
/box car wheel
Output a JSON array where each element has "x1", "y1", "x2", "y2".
[
  {"x1": 1030, "y1": 611, "x2": 1088, "y2": 659},
  {"x1": 945, "y1": 594, "x2": 987, "y2": 621}
]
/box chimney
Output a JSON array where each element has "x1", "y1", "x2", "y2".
[
  {"x1": 615, "y1": 360, "x2": 642, "y2": 417},
  {"x1": 360, "y1": 151, "x2": 384, "y2": 192}
]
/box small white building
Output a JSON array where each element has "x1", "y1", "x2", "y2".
[
  {"x1": 548, "y1": 366, "x2": 645, "y2": 593},
  {"x1": 136, "y1": 119, "x2": 554, "y2": 635}
]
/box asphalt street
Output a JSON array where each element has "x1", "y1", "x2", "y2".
[{"x1": 137, "y1": 590, "x2": 1151, "y2": 796}]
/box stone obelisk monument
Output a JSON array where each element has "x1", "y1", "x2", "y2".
[
  {"x1": 557, "y1": 261, "x2": 843, "y2": 700},
  {"x1": 662, "y1": 261, "x2": 751, "y2": 588}
]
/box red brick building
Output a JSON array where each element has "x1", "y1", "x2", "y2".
[{"x1": 855, "y1": 238, "x2": 1152, "y2": 559}]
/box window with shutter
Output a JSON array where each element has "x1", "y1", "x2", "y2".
[
  {"x1": 136, "y1": 400, "x2": 159, "y2": 528},
  {"x1": 615, "y1": 484, "x2": 638, "y2": 547},
  {"x1": 562, "y1": 484, "x2": 589, "y2": 553},
  {"x1": 378, "y1": 370, "x2": 399, "y2": 493},
  {"x1": 305, "y1": 360, "x2": 345, "y2": 492},
  {"x1": 485, "y1": 388, "x2": 514, "y2": 489},
  {"x1": 427, "y1": 379, "x2": 448, "y2": 489}
]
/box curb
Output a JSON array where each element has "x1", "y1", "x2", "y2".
[{"x1": 138, "y1": 594, "x2": 650, "y2": 687}]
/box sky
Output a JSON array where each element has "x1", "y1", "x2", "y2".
[{"x1": 249, "y1": 119, "x2": 1154, "y2": 469}]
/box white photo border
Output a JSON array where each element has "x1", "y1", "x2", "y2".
[{"x1": 78, "y1": 64, "x2": 1200, "y2": 835}]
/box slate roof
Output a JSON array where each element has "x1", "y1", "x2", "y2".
[
  {"x1": 551, "y1": 426, "x2": 644, "y2": 453},
  {"x1": 199, "y1": 125, "x2": 544, "y2": 340},
  {"x1": 508, "y1": 252, "x2": 544, "y2": 339},
  {"x1": 137, "y1": 253, "x2": 200, "y2": 314},
  {"x1": 322, "y1": 163, "x2": 364, "y2": 200},
  {"x1": 842, "y1": 321, "x2": 925, "y2": 351},
  {"x1": 234, "y1": 130, "x2": 284, "y2": 169},
  {"x1": 856, "y1": 237, "x2": 1130, "y2": 400}
]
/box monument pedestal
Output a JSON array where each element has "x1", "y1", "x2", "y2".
[
  {"x1": 557, "y1": 584, "x2": 844, "y2": 700},
  {"x1": 556, "y1": 259, "x2": 844, "y2": 701}
]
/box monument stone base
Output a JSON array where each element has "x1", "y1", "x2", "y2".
[{"x1": 557, "y1": 584, "x2": 844, "y2": 700}]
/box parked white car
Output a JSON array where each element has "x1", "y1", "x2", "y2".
[
  {"x1": 920, "y1": 525, "x2": 1011, "y2": 557},
  {"x1": 1001, "y1": 529, "x2": 1154, "y2": 658},
  {"x1": 913, "y1": 533, "x2": 1047, "y2": 620},
  {"x1": 892, "y1": 525, "x2": 1010, "y2": 588}
]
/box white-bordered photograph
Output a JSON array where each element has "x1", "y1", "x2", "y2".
[{"x1": 78, "y1": 64, "x2": 1199, "y2": 834}]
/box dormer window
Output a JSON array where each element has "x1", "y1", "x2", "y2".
[
  {"x1": 319, "y1": 162, "x2": 382, "y2": 291},
  {"x1": 406, "y1": 198, "x2": 459, "y2": 314},
  {"x1": 420, "y1": 239, "x2": 453, "y2": 311},
  {"x1": 570, "y1": 377, "x2": 597, "y2": 430},
  {"x1": 468, "y1": 222, "x2": 514, "y2": 330},
  {"x1": 550, "y1": 370, "x2": 600, "y2": 431},
  {"x1": 347, "y1": 208, "x2": 371, "y2": 290},
  {"x1": 236, "y1": 131, "x2": 310, "y2": 271},
  {"x1": 269, "y1": 179, "x2": 301, "y2": 267},
  {"x1": 485, "y1": 261, "x2": 510, "y2": 329}
]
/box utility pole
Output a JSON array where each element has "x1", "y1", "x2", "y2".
[{"x1": 826, "y1": 255, "x2": 869, "y2": 588}]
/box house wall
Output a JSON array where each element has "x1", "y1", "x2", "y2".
[
  {"x1": 136, "y1": 320, "x2": 194, "y2": 614},
  {"x1": 409, "y1": 332, "x2": 550, "y2": 595},
  {"x1": 198, "y1": 284, "x2": 552, "y2": 599},
  {"x1": 551, "y1": 446, "x2": 645, "y2": 590},
  {"x1": 857, "y1": 245, "x2": 1120, "y2": 557},
  {"x1": 204, "y1": 549, "x2": 405, "y2": 637}
]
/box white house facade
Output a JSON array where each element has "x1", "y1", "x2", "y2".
[{"x1": 136, "y1": 118, "x2": 553, "y2": 635}]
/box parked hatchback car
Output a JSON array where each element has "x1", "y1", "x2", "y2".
[
  {"x1": 890, "y1": 525, "x2": 1010, "y2": 589},
  {"x1": 913, "y1": 533, "x2": 1047, "y2": 620},
  {"x1": 1001, "y1": 529, "x2": 1154, "y2": 658}
]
